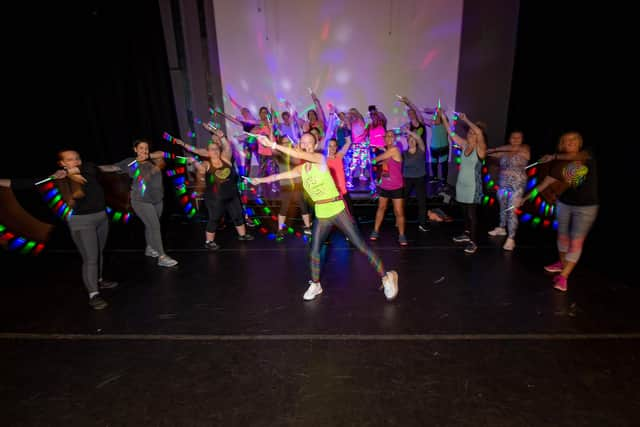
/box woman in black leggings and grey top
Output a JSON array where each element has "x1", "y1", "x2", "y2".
[
  {"x1": 403, "y1": 130, "x2": 429, "y2": 232},
  {"x1": 1, "y1": 150, "x2": 119, "y2": 310}
]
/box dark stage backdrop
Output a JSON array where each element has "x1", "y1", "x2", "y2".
[
  {"x1": 5, "y1": 0, "x2": 179, "y2": 177},
  {"x1": 506, "y1": 2, "x2": 628, "y2": 282}
]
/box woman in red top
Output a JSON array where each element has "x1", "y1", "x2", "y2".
[
  {"x1": 326, "y1": 135, "x2": 354, "y2": 218},
  {"x1": 255, "y1": 106, "x2": 279, "y2": 196}
]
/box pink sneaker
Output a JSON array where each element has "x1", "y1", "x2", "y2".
[
  {"x1": 544, "y1": 260, "x2": 563, "y2": 273},
  {"x1": 553, "y1": 275, "x2": 568, "y2": 292}
]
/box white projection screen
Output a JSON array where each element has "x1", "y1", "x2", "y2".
[{"x1": 212, "y1": 0, "x2": 463, "y2": 129}]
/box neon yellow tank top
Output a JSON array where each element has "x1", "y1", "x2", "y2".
[{"x1": 301, "y1": 162, "x2": 344, "y2": 218}]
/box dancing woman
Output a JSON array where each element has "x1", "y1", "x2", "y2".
[
  {"x1": 306, "y1": 89, "x2": 327, "y2": 139},
  {"x1": 274, "y1": 135, "x2": 312, "y2": 239},
  {"x1": 518, "y1": 132, "x2": 598, "y2": 292},
  {"x1": 104, "y1": 139, "x2": 178, "y2": 267},
  {"x1": 249, "y1": 132, "x2": 399, "y2": 301},
  {"x1": 1, "y1": 150, "x2": 119, "y2": 309},
  {"x1": 344, "y1": 108, "x2": 369, "y2": 185},
  {"x1": 179, "y1": 127, "x2": 254, "y2": 249},
  {"x1": 326, "y1": 135, "x2": 354, "y2": 218},
  {"x1": 369, "y1": 130, "x2": 407, "y2": 245},
  {"x1": 486, "y1": 131, "x2": 530, "y2": 250},
  {"x1": 403, "y1": 130, "x2": 429, "y2": 232},
  {"x1": 441, "y1": 111, "x2": 487, "y2": 254}
]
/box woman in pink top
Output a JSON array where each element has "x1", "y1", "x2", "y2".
[
  {"x1": 369, "y1": 130, "x2": 407, "y2": 246},
  {"x1": 368, "y1": 111, "x2": 387, "y2": 191},
  {"x1": 368, "y1": 111, "x2": 386, "y2": 148},
  {"x1": 344, "y1": 108, "x2": 370, "y2": 186}
]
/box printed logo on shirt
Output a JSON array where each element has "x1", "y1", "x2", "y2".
[
  {"x1": 215, "y1": 167, "x2": 231, "y2": 181},
  {"x1": 563, "y1": 162, "x2": 588, "y2": 187}
]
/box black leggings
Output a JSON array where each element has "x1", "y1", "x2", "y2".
[
  {"x1": 461, "y1": 203, "x2": 478, "y2": 243},
  {"x1": 243, "y1": 139, "x2": 257, "y2": 176},
  {"x1": 403, "y1": 176, "x2": 427, "y2": 227},
  {"x1": 279, "y1": 184, "x2": 309, "y2": 217},
  {"x1": 429, "y1": 146, "x2": 449, "y2": 180},
  {"x1": 205, "y1": 197, "x2": 244, "y2": 233}
]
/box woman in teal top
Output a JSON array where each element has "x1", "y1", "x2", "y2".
[
  {"x1": 441, "y1": 111, "x2": 487, "y2": 254},
  {"x1": 251, "y1": 132, "x2": 398, "y2": 302}
]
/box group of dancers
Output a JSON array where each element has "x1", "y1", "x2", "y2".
[{"x1": 0, "y1": 92, "x2": 598, "y2": 309}]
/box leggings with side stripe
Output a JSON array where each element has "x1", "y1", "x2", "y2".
[{"x1": 310, "y1": 209, "x2": 385, "y2": 283}]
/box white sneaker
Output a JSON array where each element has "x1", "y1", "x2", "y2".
[
  {"x1": 382, "y1": 271, "x2": 399, "y2": 300},
  {"x1": 158, "y1": 255, "x2": 178, "y2": 267},
  {"x1": 488, "y1": 227, "x2": 507, "y2": 236},
  {"x1": 503, "y1": 238, "x2": 516, "y2": 251},
  {"x1": 303, "y1": 281, "x2": 323, "y2": 300},
  {"x1": 145, "y1": 246, "x2": 159, "y2": 258}
]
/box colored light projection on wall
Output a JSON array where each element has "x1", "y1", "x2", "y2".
[{"x1": 212, "y1": 0, "x2": 463, "y2": 129}]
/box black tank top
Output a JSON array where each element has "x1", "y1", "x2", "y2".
[
  {"x1": 410, "y1": 121, "x2": 427, "y2": 145},
  {"x1": 204, "y1": 160, "x2": 238, "y2": 200},
  {"x1": 241, "y1": 121, "x2": 255, "y2": 133}
]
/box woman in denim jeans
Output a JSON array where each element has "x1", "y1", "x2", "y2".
[{"x1": 520, "y1": 132, "x2": 598, "y2": 292}]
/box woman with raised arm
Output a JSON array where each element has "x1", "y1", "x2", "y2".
[
  {"x1": 441, "y1": 111, "x2": 487, "y2": 254},
  {"x1": 367, "y1": 111, "x2": 387, "y2": 189},
  {"x1": 335, "y1": 111, "x2": 351, "y2": 149},
  {"x1": 326, "y1": 134, "x2": 354, "y2": 219},
  {"x1": 424, "y1": 105, "x2": 450, "y2": 183},
  {"x1": 307, "y1": 89, "x2": 327, "y2": 137},
  {"x1": 369, "y1": 130, "x2": 407, "y2": 246},
  {"x1": 273, "y1": 135, "x2": 312, "y2": 239},
  {"x1": 397, "y1": 96, "x2": 428, "y2": 152},
  {"x1": 104, "y1": 139, "x2": 178, "y2": 267},
  {"x1": 1, "y1": 150, "x2": 119, "y2": 309},
  {"x1": 517, "y1": 132, "x2": 598, "y2": 292},
  {"x1": 250, "y1": 132, "x2": 398, "y2": 302},
  {"x1": 214, "y1": 98, "x2": 260, "y2": 177},
  {"x1": 275, "y1": 108, "x2": 301, "y2": 144},
  {"x1": 403, "y1": 130, "x2": 429, "y2": 232},
  {"x1": 192, "y1": 128, "x2": 254, "y2": 250},
  {"x1": 242, "y1": 106, "x2": 279, "y2": 196},
  {"x1": 486, "y1": 130, "x2": 530, "y2": 250},
  {"x1": 344, "y1": 108, "x2": 369, "y2": 185},
  {"x1": 175, "y1": 123, "x2": 248, "y2": 232}
]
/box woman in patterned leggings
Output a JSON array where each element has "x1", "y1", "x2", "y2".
[{"x1": 486, "y1": 131, "x2": 530, "y2": 250}]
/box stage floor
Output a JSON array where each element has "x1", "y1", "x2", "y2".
[{"x1": 1, "y1": 209, "x2": 638, "y2": 426}]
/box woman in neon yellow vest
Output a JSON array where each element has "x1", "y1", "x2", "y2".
[{"x1": 250, "y1": 132, "x2": 399, "y2": 302}]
